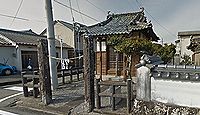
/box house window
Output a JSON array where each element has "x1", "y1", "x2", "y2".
[
  {"x1": 97, "y1": 41, "x2": 106, "y2": 51},
  {"x1": 108, "y1": 47, "x2": 123, "y2": 69},
  {"x1": 68, "y1": 50, "x2": 74, "y2": 58},
  {"x1": 56, "y1": 52, "x2": 59, "y2": 58}
]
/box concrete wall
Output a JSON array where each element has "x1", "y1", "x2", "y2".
[
  {"x1": 194, "y1": 53, "x2": 200, "y2": 66},
  {"x1": 179, "y1": 36, "x2": 193, "y2": 59},
  {"x1": 42, "y1": 23, "x2": 75, "y2": 49},
  {"x1": 0, "y1": 46, "x2": 16, "y2": 66},
  {"x1": 151, "y1": 77, "x2": 200, "y2": 108},
  {"x1": 54, "y1": 23, "x2": 75, "y2": 49},
  {"x1": 0, "y1": 45, "x2": 69, "y2": 72}
]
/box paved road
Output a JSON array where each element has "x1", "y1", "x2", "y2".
[{"x1": 0, "y1": 82, "x2": 55, "y2": 115}]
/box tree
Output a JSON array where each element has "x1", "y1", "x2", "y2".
[
  {"x1": 152, "y1": 43, "x2": 176, "y2": 64},
  {"x1": 107, "y1": 35, "x2": 176, "y2": 78},
  {"x1": 180, "y1": 54, "x2": 193, "y2": 65}
]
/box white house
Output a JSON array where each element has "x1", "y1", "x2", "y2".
[
  {"x1": 0, "y1": 28, "x2": 73, "y2": 72},
  {"x1": 40, "y1": 20, "x2": 86, "y2": 57},
  {"x1": 174, "y1": 31, "x2": 200, "y2": 64}
]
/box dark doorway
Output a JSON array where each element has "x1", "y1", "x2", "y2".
[{"x1": 21, "y1": 51, "x2": 38, "y2": 71}]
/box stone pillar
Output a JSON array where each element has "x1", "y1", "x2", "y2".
[{"x1": 136, "y1": 65, "x2": 151, "y2": 101}]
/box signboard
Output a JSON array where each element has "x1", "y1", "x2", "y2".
[{"x1": 61, "y1": 59, "x2": 69, "y2": 69}]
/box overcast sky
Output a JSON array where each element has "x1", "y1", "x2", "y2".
[{"x1": 1, "y1": 0, "x2": 200, "y2": 43}]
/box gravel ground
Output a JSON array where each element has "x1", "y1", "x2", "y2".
[{"x1": 132, "y1": 99, "x2": 200, "y2": 115}]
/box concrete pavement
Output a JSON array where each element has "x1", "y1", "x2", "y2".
[{"x1": 0, "y1": 75, "x2": 22, "y2": 86}]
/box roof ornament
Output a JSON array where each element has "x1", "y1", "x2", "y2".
[
  {"x1": 190, "y1": 35, "x2": 193, "y2": 41},
  {"x1": 147, "y1": 20, "x2": 153, "y2": 27},
  {"x1": 107, "y1": 11, "x2": 114, "y2": 19},
  {"x1": 140, "y1": 7, "x2": 145, "y2": 12},
  {"x1": 107, "y1": 11, "x2": 111, "y2": 15}
]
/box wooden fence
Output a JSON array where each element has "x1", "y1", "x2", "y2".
[
  {"x1": 57, "y1": 67, "x2": 84, "y2": 84},
  {"x1": 21, "y1": 67, "x2": 83, "y2": 98},
  {"x1": 95, "y1": 78, "x2": 135, "y2": 113},
  {"x1": 21, "y1": 71, "x2": 39, "y2": 98}
]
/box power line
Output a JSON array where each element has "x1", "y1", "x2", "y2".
[
  {"x1": 0, "y1": 13, "x2": 46, "y2": 23},
  {"x1": 135, "y1": 0, "x2": 177, "y2": 38},
  {"x1": 68, "y1": 0, "x2": 75, "y2": 22},
  {"x1": 0, "y1": 13, "x2": 28, "y2": 21},
  {"x1": 54, "y1": 0, "x2": 99, "y2": 22},
  {"x1": 127, "y1": 0, "x2": 165, "y2": 41},
  {"x1": 85, "y1": 0, "x2": 107, "y2": 15},
  {"x1": 9, "y1": 0, "x2": 24, "y2": 27},
  {"x1": 75, "y1": 0, "x2": 85, "y2": 23}
]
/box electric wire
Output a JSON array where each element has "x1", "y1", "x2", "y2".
[
  {"x1": 0, "y1": 13, "x2": 46, "y2": 23},
  {"x1": 69, "y1": 0, "x2": 75, "y2": 23},
  {"x1": 126, "y1": 0, "x2": 165, "y2": 44},
  {"x1": 85, "y1": 0, "x2": 107, "y2": 15},
  {"x1": 9, "y1": 0, "x2": 24, "y2": 27},
  {"x1": 0, "y1": 13, "x2": 28, "y2": 21},
  {"x1": 135, "y1": 0, "x2": 176, "y2": 38},
  {"x1": 75, "y1": 0, "x2": 85, "y2": 23},
  {"x1": 54, "y1": 0, "x2": 99, "y2": 22}
]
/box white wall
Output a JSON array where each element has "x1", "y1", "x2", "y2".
[
  {"x1": 54, "y1": 23, "x2": 74, "y2": 49},
  {"x1": 179, "y1": 36, "x2": 193, "y2": 59},
  {"x1": 151, "y1": 77, "x2": 200, "y2": 108},
  {"x1": 0, "y1": 46, "x2": 16, "y2": 66}
]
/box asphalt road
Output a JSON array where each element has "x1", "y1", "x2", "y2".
[{"x1": 0, "y1": 76, "x2": 54, "y2": 115}]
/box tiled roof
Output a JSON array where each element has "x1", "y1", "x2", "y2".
[
  {"x1": 57, "y1": 20, "x2": 74, "y2": 31},
  {"x1": 19, "y1": 29, "x2": 38, "y2": 35},
  {"x1": 0, "y1": 28, "x2": 72, "y2": 48},
  {"x1": 178, "y1": 31, "x2": 200, "y2": 36},
  {"x1": 40, "y1": 20, "x2": 86, "y2": 35},
  {"x1": 86, "y1": 10, "x2": 159, "y2": 41},
  {"x1": 0, "y1": 28, "x2": 44, "y2": 45},
  {"x1": 0, "y1": 36, "x2": 11, "y2": 45}
]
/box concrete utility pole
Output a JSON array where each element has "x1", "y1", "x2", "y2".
[{"x1": 45, "y1": 0, "x2": 58, "y2": 90}]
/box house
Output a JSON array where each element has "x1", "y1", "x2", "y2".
[
  {"x1": 40, "y1": 20, "x2": 86, "y2": 58},
  {"x1": 175, "y1": 31, "x2": 200, "y2": 65},
  {"x1": 187, "y1": 31, "x2": 200, "y2": 65},
  {"x1": 84, "y1": 9, "x2": 159, "y2": 79},
  {"x1": 0, "y1": 28, "x2": 73, "y2": 72}
]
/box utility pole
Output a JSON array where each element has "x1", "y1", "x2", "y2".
[{"x1": 45, "y1": 0, "x2": 58, "y2": 90}]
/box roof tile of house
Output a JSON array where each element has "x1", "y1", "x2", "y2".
[
  {"x1": 85, "y1": 9, "x2": 159, "y2": 41},
  {"x1": 0, "y1": 28, "x2": 72, "y2": 48},
  {"x1": 40, "y1": 20, "x2": 86, "y2": 35},
  {"x1": 0, "y1": 36, "x2": 11, "y2": 45},
  {"x1": 178, "y1": 31, "x2": 200, "y2": 36}
]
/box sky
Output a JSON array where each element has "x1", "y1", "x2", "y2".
[{"x1": 1, "y1": 0, "x2": 200, "y2": 43}]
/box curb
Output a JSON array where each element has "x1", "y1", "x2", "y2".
[
  {"x1": 0, "y1": 78, "x2": 32, "y2": 86},
  {"x1": 0, "y1": 80, "x2": 22, "y2": 86},
  {"x1": 17, "y1": 105, "x2": 64, "y2": 115}
]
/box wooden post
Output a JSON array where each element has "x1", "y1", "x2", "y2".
[
  {"x1": 123, "y1": 54, "x2": 127, "y2": 81},
  {"x1": 111, "y1": 85, "x2": 116, "y2": 111},
  {"x1": 77, "y1": 68, "x2": 80, "y2": 81},
  {"x1": 100, "y1": 40, "x2": 102, "y2": 81},
  {"x1": 70, "y1": 68, "x2": 73, "y2": 82},
  {"x1": 127, "y1": 55, "x2": 132, "y2": 79},
  {"x1": 115, "y1": 51, "x2": 119, "y2": 76},
  {"x1": 83, "y1": 34, "x2": 95, "y2": 112},
  {"x1": 62, "y1": 69, "x2": 65, "y2": 84},
  {"x1": 22, "y1": 74, "x2": 28, "y2": 97},
  {"x1": 37, "y1": 39, "x2": 52, "y2": 105},
  {"x1": 33, "y1": 77, "x2": 39, "y2": 98},
  {"x1": 96, "y1": 78, "x2": 101, "y2": 109},
  {"x1": 127, "y1": 79, "x2": 131, "y2": 113}
]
